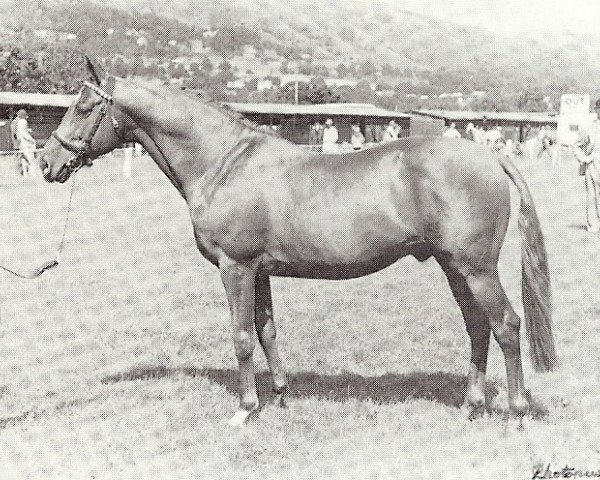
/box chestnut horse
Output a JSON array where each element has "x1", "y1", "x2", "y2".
[{"x1": 41, "y1": 58, "x2": 558, "y2": 425}]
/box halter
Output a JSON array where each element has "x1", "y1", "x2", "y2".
[{"x1": 51, "y1": 76, "x2": 120, "y2": 177}]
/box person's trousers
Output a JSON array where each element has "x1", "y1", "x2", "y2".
[{"x1": 585, "y1": 161, "x2": 600, "y2": 232}]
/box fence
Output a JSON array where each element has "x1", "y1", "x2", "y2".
[{"x1": 0, "y1": 145, "x2": 144, "y2": 179}]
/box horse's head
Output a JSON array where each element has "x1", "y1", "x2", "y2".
[{"x1": 41, "y1": 57, "x2": 128, "y2": 183}]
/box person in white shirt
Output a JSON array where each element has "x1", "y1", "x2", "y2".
[
  {"x1": 572, "y1": 100, "x2": 600, "y2": 233},
  {"x1": 382, "y1": 120, "x2": 400, "y2": 143},
  {"x1": 322, "y1": 118, "x2": 339, "y2": 153},
  {"x1": 485, "y1": 125, "x2": 505, "y2": 152},
  {"x1": 13, "y1": 109, "x2": 38, "y2": 177},
  {"x1": 442, "y1": 122, "x2": 461, "y2": 139},
  {"x1": 350, "y1": 124, "x2": 365, "y2": 151}
]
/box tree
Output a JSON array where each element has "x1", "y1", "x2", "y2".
[
  {"x1": 218, "y1": 60, "x2": 232, "y2": 73},
  {"x1": 307, "y1": 77, "x2": 338, "y2": 104},
  {"x1": 111, "y1": 57, "x2": 130, "y2": 78},
  {"x1": 336, "y1": 63, "x2": 349, "y2": 78},
  {"x1": 359, "y1": 59, "x2": 377, "y2": 77},
  {"x1": 170, "y1": 62, "x2": 188, "y2": 79},
  {"x1": 201, "y1": 57, "x2": 214, "y2": 75}
]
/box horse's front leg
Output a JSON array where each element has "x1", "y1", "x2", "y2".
[
  {"x1": 220, "y1": 257, "x2": 260, "y2": 425},
  {"x1": 255, "y1": 274, "x2": 288, "y2": 406}
]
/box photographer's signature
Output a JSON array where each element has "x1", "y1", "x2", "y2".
[{"x1": 533, "y1": 464, "x2": 600, "y2": 479}]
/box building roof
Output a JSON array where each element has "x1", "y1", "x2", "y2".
[
  {"x1": 0, "y1": 91, "x2": 76, "y2": 108},
  {"x1": 412, "y1": 109, "x2": 558, "y2": 124},
  {"x1": 226, "y1": 102, "x2": 410, "y2": 119}
]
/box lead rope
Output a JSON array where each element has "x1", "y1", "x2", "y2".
[{"x1": 0, "y1": 178, "x2": 76, "y2": 279}]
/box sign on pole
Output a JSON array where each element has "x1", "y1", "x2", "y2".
[{"x1": 557, "y1": 94, "x2": 593, "y2": 145}]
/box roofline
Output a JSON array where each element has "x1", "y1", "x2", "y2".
[
  {"x1": 412, "y1": 109, "x2": 558, "y2": 124},
  {"x1": 225, "y1": 102, "x2": 411, "y2": 119},
  {"x1": 0, "y1": 91, "x2": 76, "y2": 108}
]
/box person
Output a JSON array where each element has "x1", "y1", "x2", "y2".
[
  {"x1": 442, "y1": 122, "x2": 461, "y2": 139},
  {"x1": 322, "y1": 118, "x2": 338, "y2": 153},
  {"x1": 13, "y1": 109, "x2": 38, "y2": 177},
  {"x1": 309, "y1": 121, "x2": 324, "y2": 147},
  {"x1": 572, "y1": 99, "x2": 600, "y2": 233},
  {"x1": 382, "y1": 120, "x2": 399, "y2": 142},
  {"x1": 485, "y1": 125, "x2": 505, "y2": 152},
  {"x1": 465, "y1": 122, "x2": 476, "y2": 141},
  {"x1": 350, "y1": 124, "x2": 365, "y2": 151},
  {"x1": 537, "y1": 125, "x2": 556, "y2": 162}
]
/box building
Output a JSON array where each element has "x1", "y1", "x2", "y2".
[
  {"x1": 412, "y1": 109, "x2": 558, "y2": 142},
  {"x1": 0, "y1": 92, "x2": 75, "y2": 150},
  {"x1": 225, "y1": 102, "x2": 411, "y2": 145},
  {"x1": 0, "y1": 92, "x2": 411, "y2": 149}
]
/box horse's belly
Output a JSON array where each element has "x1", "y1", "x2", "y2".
[{"x1": 259, "y1": 236, "x2": 426, "y2": 279}]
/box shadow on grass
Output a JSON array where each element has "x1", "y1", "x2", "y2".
[
  {"x1": 101, "y1": 366, "x2": 548, "y2": 419},
  {"x1": 566, "y1": 223, "x2": 590, "y2": 231}
]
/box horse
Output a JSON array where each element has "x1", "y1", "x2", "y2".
[{"x1": 40, "y1": 58, "x2": 558, "y2": 425}]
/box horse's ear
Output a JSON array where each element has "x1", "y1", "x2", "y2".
[{"x1": 84, "y1": 55, "x2": 104, "y2": 85}]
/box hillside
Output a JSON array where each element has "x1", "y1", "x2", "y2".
[{"x1": 1, "y1": 0, "x2": 599, "y2": 106}]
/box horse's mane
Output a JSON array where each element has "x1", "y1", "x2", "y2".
[
  {"x1": 113, "y1": 76, "x2": 279, "y2": 138},
  {"x1": 178, "y1": 86, "x2": 279, "y2": 137}
]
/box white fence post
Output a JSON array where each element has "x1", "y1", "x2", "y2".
[{"x1": 123, "y1": 146, "x2": 133, "y2": 177}]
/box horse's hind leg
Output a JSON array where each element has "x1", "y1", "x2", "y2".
[
  {"x1": 440, "y1": 264, "x2": 491, "y2": 417},
  {"x1": 254, "y1": 274, "x2": 288, "y2": 406},
  {"x1": 463, "y1": 268, "x2": 529, "y2": 417}
]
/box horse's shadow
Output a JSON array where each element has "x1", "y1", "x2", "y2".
[{"x1": 101, "y1": 366, "x2": 548, "y2": 418}]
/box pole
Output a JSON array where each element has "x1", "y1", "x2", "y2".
[{"x1": 294, "y1": 81, "x2": 299, "y2": 105}]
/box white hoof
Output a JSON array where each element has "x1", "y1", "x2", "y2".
[{"x1": 228, "y1": 408, "x2": 257, "y2": 426}]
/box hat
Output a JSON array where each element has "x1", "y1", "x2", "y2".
[
  {"x1": 17, "y1": 109, "x2": 28, "y2": 118},
  {"x1": 325, "y1": 118, "x2": 333, "y2": 125}
]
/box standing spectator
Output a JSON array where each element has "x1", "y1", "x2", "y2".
[
  {"x1": 465, "y1": 122, "x2": 476, "y2": 141},
  {"x1": 572, "y1": 100, "x2": 600, "y2": 233},
  {"x1": 537, "y1": 125, "x2": 552, "y2": 159},
  {"x1": 13, "y1": 109, "x2": 38, "y2": 177},
  {"x1": 322, "y1": 118, "x2": 338, "y2": 153},
  {"x1": 382, "y1": 120, "x2": 399, "y2": 142},
  {"x1": 309, "y1": 121, "x2": 324, "y2": 147},
  {"x1": 485, "y1": 125, "x2": 505, "y2": 152},
  {"x1": 350, "y1": 124, "x2": 365, "y2": 151},
  {"x1": 442, "y1": 122, "x2": 461, "y2": 139}
]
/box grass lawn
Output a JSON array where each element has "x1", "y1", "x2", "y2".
[{"x1": 0, "y1": 148, "x2": 598, "y2": 479}]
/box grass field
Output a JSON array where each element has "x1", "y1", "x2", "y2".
[{"x1": 0, "y1": 149, "x2": 598, "y2": 479}]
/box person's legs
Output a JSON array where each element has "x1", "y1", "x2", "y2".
[
  {"x1": 585, "y1": 162, "x2": 600, "y2": 232},
  {"x1": 587, "y1": 162, "x2": 600, "y2": 232},
  {"x1": 23, "y1": 150, "x2": 39, "y2": 178}
]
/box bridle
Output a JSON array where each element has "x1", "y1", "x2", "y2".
[{"x1": 51, "y1": 75, "x2": 125, "y2": 177}]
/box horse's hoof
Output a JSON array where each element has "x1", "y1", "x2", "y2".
[
  {"x1": 227, "y1": 408, "x2": 259, "y2": 426},
  {"x1": 510, "y1": 401, "x2": 530, "y2": 420},
  {"x1": 274, "y1": 385, "x2": 289, "y2": 409},
  {"x1": 461, "y1": 402, "x2": 485, "y2": 420}
]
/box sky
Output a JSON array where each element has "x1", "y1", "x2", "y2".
[{"x1": 397, "y1": 0, "x2": 600, "y2": 36}]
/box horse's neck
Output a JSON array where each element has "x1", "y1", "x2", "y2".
[{"x1": 113, "y1": 81, "x2": 251, "y2": 198}]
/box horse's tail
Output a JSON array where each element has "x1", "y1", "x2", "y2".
[{"x1": 498, "y1": 154, "x2": 558, "y2": 372}]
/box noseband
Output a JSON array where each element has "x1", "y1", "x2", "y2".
[{"x1": 51, "y1": 76, "x2": 120, "y2": 176}]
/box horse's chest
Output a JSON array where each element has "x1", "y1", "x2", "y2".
[{"x1": 190, "y1": 195, "x2": 269, "y2": 263}]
